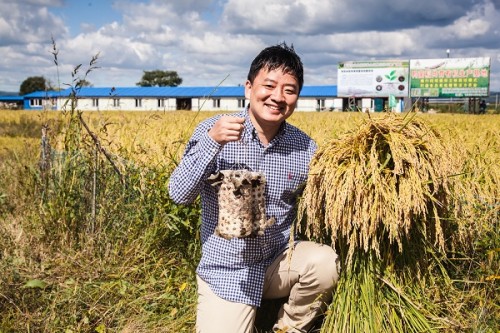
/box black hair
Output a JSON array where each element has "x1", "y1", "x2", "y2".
[{"x1": 247, "y1": 42, "x2": 304, "y2": 92}]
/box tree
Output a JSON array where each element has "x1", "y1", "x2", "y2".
[
  {"x1": 136, "y1": 70, "x2": 182, "y2": 87},
  {"x1": 19, "y1": 76, "x2": 51, "y2": 95},
  {"x1": 76, "y1": 79, "x2": 93, "y2": 88}
]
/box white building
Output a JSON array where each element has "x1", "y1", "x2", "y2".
[{"x1": 22, "y1": 85, "x2": 341, "y2": 112}]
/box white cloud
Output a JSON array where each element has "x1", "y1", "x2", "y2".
[
  {"x1": 0, "y1": 0, "x2": 499, "y2": 92},
  {"x1": 61, "y1": 31, "x2": 158, "y2": 69},
  {"x1": 141, "y1": 0, "x2": 215, "y2": 14},
  {"x1": 0, "y1": 1, "x2": 68, "y2": 46},
  {"x1": 16, "y1": 0, "x2": 64, "y2": 6},
  {"x1": 410, "y1": 1, "x2": 500, "y2": 55},
  {"x1": 310, "y1": 31, "x2": 416, "y2": 57},
  {"x1": 454, "y1": 19, "x2": 490, "y2": 39},
  {"x1": 221, "y1": 0, "x2": 477, "y2": 34},
  {"x1": 448, "y1": 2, "x2": 495, "y2": 39}
]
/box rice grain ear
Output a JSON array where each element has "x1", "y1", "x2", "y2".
[{"x1": 298, "y1": 113, "x2": 466, "y2": 266}]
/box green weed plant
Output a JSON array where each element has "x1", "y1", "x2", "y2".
[{"x1": 0, "y1": 53, "x2": 201, "y2": 332}]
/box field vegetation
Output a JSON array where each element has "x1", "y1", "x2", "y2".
[{"x1": 0, "y1": 107, "x2": 498, "y2": 332}]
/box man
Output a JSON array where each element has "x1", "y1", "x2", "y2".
[
  {"x1": 168, "y1": 43, "x2": 339, "y2": 333},
  {"x1": 479, "y1": 99, "x2": 487, "y2": 114}
]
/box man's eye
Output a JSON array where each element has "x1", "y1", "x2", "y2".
[{"x1": 285, "y1": 89, "x2": 296, "y2": 94}]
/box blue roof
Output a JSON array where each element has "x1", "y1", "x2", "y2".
[
  {"x1": 22, "y1": 85, "x2": 338, "y2": 99},
  {"x1": 211, "y1": 86, "x2": 245, "y2": 97},
  {"x1": 0, "y1": 95, "x2": 23, "y2": 102},
  {"x1": 301, "y1": 85, "x2": 337, "y2": 97},
  {"x1": 23, "y1": 90, "x2": 64, "y2": 98},
  {"x1": 61, "y1": 86, "x2": 244, "y2": 98},
  {"x1": 48, "y1": 86, "x2": 245, "y2": 98}
]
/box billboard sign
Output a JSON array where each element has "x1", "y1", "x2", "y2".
[
  {"x1": 410, "y1": 57, "x2": 490, "y2": 98},
  {"x1": 337, "y1": 60, "x2": 409, "y2": 97}
]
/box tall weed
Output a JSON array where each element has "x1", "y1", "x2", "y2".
[{"x1": 0, "y1": 54, "x2": 201, "y2": 332}]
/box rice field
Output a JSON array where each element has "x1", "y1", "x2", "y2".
[
  {"x1": 0, "y1": 109, "x2": 498, "y2": 332},
  {"x1": 1, "y1": 109, "x2": 497, "y2": 162}
]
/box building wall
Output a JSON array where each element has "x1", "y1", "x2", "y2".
[
  {"x1": 56, "y1": 97, "x2": 180, "y2": 111},
  {"x1": 25, "y1": 98, "x2": 57, "y2": 110},
  {"x1": 29, "y1": 96, "x2": 343, "y2": 112},
  {"x1": 330, "y1": 98, "x2": 344, "y2": 111},
  {"x1": 27, "y1": 95, "x2": 409, "y2": 113},
  {"x1": 297, "y1": 98, "x2": 342, "y2": 111}
]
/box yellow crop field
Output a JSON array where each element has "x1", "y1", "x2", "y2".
[
  {"x1": 0, "y1": 109, "x2": 498, "y2": 332},
  {"x1": 1, "y1": 109, "x2": 498, "y2": 160}
]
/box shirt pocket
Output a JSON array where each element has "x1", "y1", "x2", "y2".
[{"x1": 268, "y1": 167, "x2": 308, "y2": 206}]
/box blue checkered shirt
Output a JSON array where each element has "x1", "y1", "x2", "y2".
[{"x1": 168, "y1": 108, "x2": 317, "y2": 307}]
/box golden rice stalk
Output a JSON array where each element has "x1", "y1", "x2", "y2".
[
  {"x1": 451, "y1": 129, "x2": 499, "y2": 241},
  {"x1": 298, "y1": 113, "x2": 463, "y2": 265}
]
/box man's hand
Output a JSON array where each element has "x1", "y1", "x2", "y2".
[{"x1": 208, "y1": 116, "x2": 245, "y2": 145}]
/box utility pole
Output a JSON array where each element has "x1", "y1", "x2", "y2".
[{"x1": 446, "y1": 49, "x2": 451, "y2": 111}]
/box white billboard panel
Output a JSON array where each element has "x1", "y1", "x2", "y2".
[{"x1": 337, "y1": 60, "x2": 410, "y2": 97}]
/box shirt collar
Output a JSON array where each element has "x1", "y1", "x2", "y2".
[{"x1": 242, "y1": 105, "x2": 288, "y2": 146}]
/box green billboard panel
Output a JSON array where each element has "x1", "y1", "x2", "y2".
[{"x1": 409, "y1": 57, "x2": 490, "y2": 98}]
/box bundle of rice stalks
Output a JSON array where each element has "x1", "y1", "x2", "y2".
[
  {"x1": 298, "y1": 113, "x2": 468, "y2": 332},
  {"x1": 299, "y1": 113, "x2": 463, "y2": 263}
]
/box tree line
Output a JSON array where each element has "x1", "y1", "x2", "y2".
[{"x1": 19, "y1": 70, "x2": 183, "y2": 95}]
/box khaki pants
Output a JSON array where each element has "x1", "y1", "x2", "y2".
[{"x1": 196, "y1": 241, "x2": 340, "y2": 333}]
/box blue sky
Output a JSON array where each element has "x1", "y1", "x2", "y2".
[
  {"x1": 51, "y1": 1, "x2": 123, "y2": 36},
  {"x1": 0, "y1": 0, "x2": 499, "y2": 93}
]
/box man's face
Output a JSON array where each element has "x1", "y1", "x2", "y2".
[{"x1": 245, "y1": 67, "x2": 299, "y2": 128}]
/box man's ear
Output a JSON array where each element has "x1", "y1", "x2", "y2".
[{"x1": 244, "y1": 80, "x2": 252, "y2": 99}]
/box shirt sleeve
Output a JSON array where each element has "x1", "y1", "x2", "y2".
[{"x1": 168, "y1": 121, "x2": 222, "y2": 205}]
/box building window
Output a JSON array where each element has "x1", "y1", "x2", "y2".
[
  {"x1": 113, "y1": 98, "x2": 120, "y2": 107},
  {"x1": 135, "y1": 98, "x2": 142, "y2": 108},
  {"x1": 238, "y1": 99, "x2": 246, "y2": 108},
  {"x1": 316, "y1": 99, "x2": 325, "y2": 110},
  {"x1": 30, "y1": 99, "x2": 42, "y2": 106},
  {"x1": 158, "y1": 99, "x2": 165, "y2": 108},
  {"x1": 213, "y1": 98, "x2": 221, "y2": 108},
  {"x1": 92, "y1": 98, "x2": 99, "y2": 107}
]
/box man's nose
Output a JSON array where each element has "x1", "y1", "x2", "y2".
[{"x1": 271, "y1": 88, "x2": 285, "y2": 102}]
